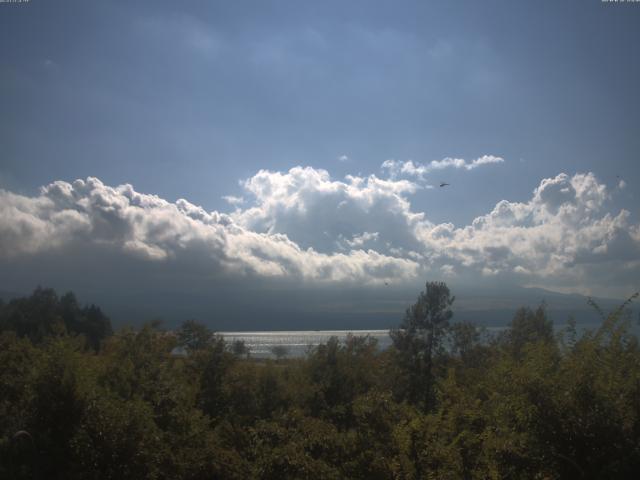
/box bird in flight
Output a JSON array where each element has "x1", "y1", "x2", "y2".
[{"x1": 439, "y1": 182, "x2": 450, "y2": 187}]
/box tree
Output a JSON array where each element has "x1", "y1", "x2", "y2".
[
  {"x1": 0, "y1": 288, "x2": 112, "y2": 349},
  {"x1": 177, "y1": 319, "x2": 214, "y2": 352},
  {"x1": 0, "y1": 287, "x2": 64, "y2": 342},
  {"x1": 231, "y1": 339, "x2": 250, "y2": 358},
  {"x1": 197, "y1": 334, "x2": 234, "y2": 419},
  {"x1": 390, "y1": 281, "x2": 454, "y2": 410},
  {"x1": 449, "y1": 320, "x2": 484, "y2": 366},
  {"x1": 80, "y1": 304, "x2": 113, "y2": 350},
  {"x1": 271, "y1": 345, "x2": 289, "y2": 361},
  {"x1": 306, "y1": 335, "x2": 379, "y2": 427},
  {"x1": 502, "y1": 304, "x2": 553, "y2": 356}
]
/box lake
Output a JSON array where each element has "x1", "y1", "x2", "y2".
[
  {"x1": 220, "y1": 329, "x2": 393, "y2": 358},
  {"x1": 219, "y1": 321, "x2": 619, "y2": 358}
]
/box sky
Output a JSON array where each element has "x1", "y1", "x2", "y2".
[{"x1": 1, "y1": 0, "x2": 639, "y2": 328}]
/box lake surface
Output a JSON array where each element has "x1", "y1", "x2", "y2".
[
  {"x1": 219, "y1": 321, "x2": 622, "y2": 358},
  {"x1": 220, "y1": 330, "x2": 393, "y2": 358}
]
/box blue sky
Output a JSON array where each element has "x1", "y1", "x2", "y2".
[{"x1": 1, "y1": 0, "x2": 639, "y2": 326}]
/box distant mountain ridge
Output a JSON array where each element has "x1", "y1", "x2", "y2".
[{"x1": 0, "y1": 284, "x2": 635, "y2": 332}]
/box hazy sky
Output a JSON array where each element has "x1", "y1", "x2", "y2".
[{"x1": 1, "y1": 0, "x2": 638, "y2": 326}]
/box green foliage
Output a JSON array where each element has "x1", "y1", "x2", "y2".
[
  {"x1": 306, "y1": 335, "x2": 379, "y2": 427},
  {"x1": 231, "y1": 339, "x2": 250, "y2": 357},
  {"x1": 177, "y1": 319, "x2": 215, "y2": 352},
  {"x1": 1, "y1": 284, "x2": 639, "y2": 479},
  {"x1": 0, "y1": 287, "x2": 112, "y2": 350},
  {"x1": 501, "y1": 303, "x2": 554, "y2": 357},
  {"x1": 390, "y1": 281, "x2": 455, "y2": 409},
  {"x1": 270, "y1": 344, "x2": 290, "y2": 360}
]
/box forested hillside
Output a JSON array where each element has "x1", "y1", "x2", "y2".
[{"x1": 1, "y1": 284, "x2": 639, "y2": 479}]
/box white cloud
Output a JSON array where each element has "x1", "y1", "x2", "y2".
[
  {"x1": 0, "y1": 176, "x2": 418, "y2": 285},
  {"x1": 418, "y1": 172, "x2": 638, "y2": 294},
  {"x1": 222, "y1": 195, "x2": 245, "y2": 206},
  {"x1": 232, "y1": 166, "x2": 424, "y2": 254},
  {"x1": 339, "y1": 231, "x2": 380, "y2": 249},
  {"x1": 466, "y1": 155, "x2": 504, "y2": 169},
  {"x1": 338, "y1": 155, "x2": 349, "y2": 162},
  {"x1": 0, "y1": 168, "x2": 637, "y2": 296},
  {"x1": 381, "y1": 154, "x2": 504, "y2": 180},
  {"x1": 440, "y1": 264, "x2": 456, "y2": 277},
  {"x1": 381, "y1": 159, "x2": 430, "y2": 180}
]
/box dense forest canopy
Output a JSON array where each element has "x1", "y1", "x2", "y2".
[{"x1": 1, "y1": 283, "x2": 639, "y2": 479}]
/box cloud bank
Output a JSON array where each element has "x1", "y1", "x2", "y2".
[{"x1": 0, "y1": 167, "x2": 638, "y2": 297}]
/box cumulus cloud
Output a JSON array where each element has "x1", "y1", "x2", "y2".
[
  {"x1": 381, "y1": 154, "x2": 504, "y2": 180},
  {"x1": 0, "y1": 176, "x2": 418, "y2": 285},
  {"x1": 418, "y1": 172, "x2": 638, "y2": 294},
  {"x1": 0, "y1": 168, "x2": 637, "y2": 296},
  {"x1": 232, "y1": 166, "x2": 424, "y2": 254}
]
